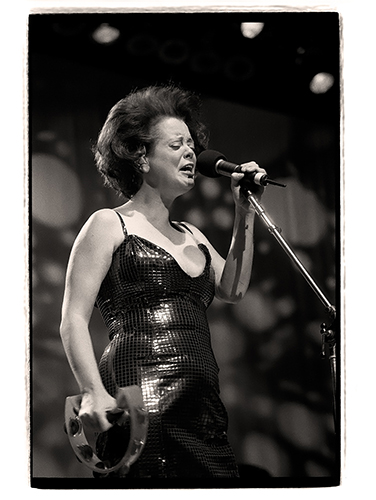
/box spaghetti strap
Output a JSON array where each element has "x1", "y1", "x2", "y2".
[
  {"x1": 175, "y1": 221, "x2": 193, "y2": 235},
  {"x1": 175, "y1": 221, "x2": 205, "y2": 249},
  {"x1": 114, "y1": 211, "x2": 128, "y2": 238}
]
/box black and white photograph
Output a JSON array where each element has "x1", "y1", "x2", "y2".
[{"x1": 27, "y1": 8, "x2": 344, "y2": 490}]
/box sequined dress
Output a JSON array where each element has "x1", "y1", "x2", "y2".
[{"x1": 95, "y1": 211, "x2": 239, "y2": 478}]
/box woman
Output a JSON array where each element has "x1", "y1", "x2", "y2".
[{"x1": 60, "y1": 84, "x2": 266, "y2": 479}]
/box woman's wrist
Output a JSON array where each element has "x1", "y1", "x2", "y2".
[
  {"x1": 235, "y1": 203, "x2": 256, "y2": 219},
  {"x1": 81, "y1": 381, "x2": 108, "y2": 397}
]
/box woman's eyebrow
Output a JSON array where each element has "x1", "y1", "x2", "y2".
[{"x1": 169, "y1": 134, "x2": 194, "y2": 142}]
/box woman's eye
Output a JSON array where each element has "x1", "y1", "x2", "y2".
[{"x1": 170, "y1": 142, "x2": 195, "y2": 150}]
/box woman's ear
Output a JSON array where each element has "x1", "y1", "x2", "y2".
[
  {"x1": 136, "y1": 145, "x2": 150, "y2": 173},
  {"x1": 139, "y1": 157, "x2": 150, "y2": 173}
]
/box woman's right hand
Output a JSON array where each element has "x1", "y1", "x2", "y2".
[{"x1": 79, "y1": 389, "x2": 120, "y2": 433}]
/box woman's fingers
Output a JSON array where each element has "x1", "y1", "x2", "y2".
[
  {"x1": 239, "y1": 161, "x2": 266, "y2": 175},
  {"x1": 230, "y1": 161, "x2": 266, "y2": 203},
  {"x1": 79, "y1": 392, "x2": 120, "y2": 432},
  {"x1": 230, "y1": 172, "x2": 244, "y2": 185},
  {"x1": 79, "y1": 408, "x2": 110, "y2": 432},
  {"x1": 231, "y1": 162, "x2": 266, "y2": 183}
]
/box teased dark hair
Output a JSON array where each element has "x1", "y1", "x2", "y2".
[{"x1": 93, "y1": 84, "x2": 209, "y2": 199}]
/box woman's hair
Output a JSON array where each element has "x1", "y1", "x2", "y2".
[{"x1": 93, "y1": 84, "x2": 209, "y2": 199}]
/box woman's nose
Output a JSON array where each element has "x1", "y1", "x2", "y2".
[{"x1": 184, "y1": 146, "x2": 195, "y2": 158}]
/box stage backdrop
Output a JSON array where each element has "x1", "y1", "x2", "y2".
[{"x1": 30, "y1": 23, "x2": 339, "y2": 480}]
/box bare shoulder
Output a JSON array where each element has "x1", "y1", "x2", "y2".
[
  {"x1": 88, "y1": 208, "x2": 119, "y2": 223},
  {"x1": 76, "y1": 208, "x2": 124, "y2": 251},
  {"x1": 64, "y1": 209, "x2": 124, "y2": 309}
]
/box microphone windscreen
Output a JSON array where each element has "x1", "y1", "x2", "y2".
[{"x1": 196, "y1": 150, "x2": 226, "y2": 177}]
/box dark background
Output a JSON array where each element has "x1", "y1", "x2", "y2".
[{"x1": 29, "y1": 11, "x2": 340, "y2": 486}]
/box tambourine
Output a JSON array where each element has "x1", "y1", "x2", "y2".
[{"x1": 64, "y1": 385, "x2": 148, "y2": 476}]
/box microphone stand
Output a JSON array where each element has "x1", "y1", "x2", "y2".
[{"x1": 246, "y1": 189, "x2": 338, "y2": 429}]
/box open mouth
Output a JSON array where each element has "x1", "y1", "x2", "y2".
[{"x1": 180, "y1": 164, "x2": 195, "y2": 178}]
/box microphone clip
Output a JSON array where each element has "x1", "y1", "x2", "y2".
[
  {"x1": 240, "y1": 173, "x2": 286, "y2": 194},
  {"x1": 240, "y1": 175, "x2": 264, "y2": 195}
]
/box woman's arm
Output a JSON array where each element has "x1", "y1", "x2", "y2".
[
  {"x1": 188, "y1": 161, "x2": 265, "y2": 303},
  {"x1": 215, "y1": 199, "x2": 256, "y2": 303},
  {"x1": 60, "y1": 209, "x2": 124, "y2": 432}
]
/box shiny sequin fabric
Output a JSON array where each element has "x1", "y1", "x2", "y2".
[{"x1": 95, "y1": 211, "x2": 239, "y2": 478}]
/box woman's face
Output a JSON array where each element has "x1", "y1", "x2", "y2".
[{"x1": 145, "y1": 116, "x2": 196, "y2": 199}]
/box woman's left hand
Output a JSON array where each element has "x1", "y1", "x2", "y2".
[{"x1": 231, "y1": 161, "x2": 267, "y2": 213}]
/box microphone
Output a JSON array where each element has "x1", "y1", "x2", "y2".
[{"x1": 196, "y1": 150, "x2": 286, "y2": 188}]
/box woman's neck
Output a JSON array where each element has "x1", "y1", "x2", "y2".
[{"x1": 122, "y1": 186, "x2": 174, "y2": 229}]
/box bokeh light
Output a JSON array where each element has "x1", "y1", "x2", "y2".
[
  {"x1": 126, "y1": 34, "x2": 158, "y2": 56},
  {"x1": 277, "y1": 402, "x2": 325, "y2": 450},
  {"x1": 31, "y1": 153, "x2": 83, "y2": 228},
  {"x1": 240, "y1": 22, "x2": 265, "y2": 39},
  {"x1": 243, "y1": 432, "x2": 290, "y2": 476},
  {"x1": 261, "y1": 177, "x2": 328, "y2": 246},
  {"x1": 92, "y1": 23, "x2": 120, "y2": 45},
  {"x1": 198, "y1": 177, "x2": 222, "y2": 200},
  {"x1": 232, "y1": 288, "x2": 279, "y2": 333},
  {"x1": 309, "y1": 72, "x2": 335, "y2": 94}
]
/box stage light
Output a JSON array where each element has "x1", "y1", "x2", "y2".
[
  {"x1": 309, "y1": 72, "x2": 334, "y2": 94},
  {"x1": 240, "y1": 22, "x2": 264, "y2": 39},
  {"x1": 92, "y1": 23, "x2": 120, "y2": 45}
]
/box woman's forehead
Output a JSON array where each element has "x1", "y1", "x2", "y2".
[{"x1": 153, "y1": 116, "x2": 191, "y2": 139}]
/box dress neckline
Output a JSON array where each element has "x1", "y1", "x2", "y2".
[
  {"x1": 113, "y1": 211, "x2": 210, "y2": 279},
  {"x1": 128, "y1": 234, "x2": 210, "y2": 280}
]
